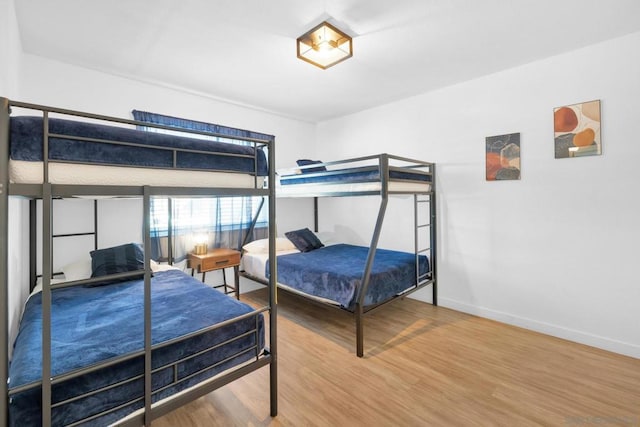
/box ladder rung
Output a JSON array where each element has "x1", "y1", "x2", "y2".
[
  {"x1": 417, "y1": 224, "x2": 430, "y2": 228},
  {"x1": 417, "y1": 248, "x2": 430, "y2": 254}
]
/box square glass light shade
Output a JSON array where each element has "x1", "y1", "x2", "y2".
[{"x1": 297, "y1": 21, "x2": 352, "y2": 69}]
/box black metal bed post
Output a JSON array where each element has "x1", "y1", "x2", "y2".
[
  {"x1": 313, "y1": 197, "x2": 318, "y2": 232},
  {"x1": 167, "y1": 198, "x2": 173, "y2": 265},
  {"x1": 268, "y1": 135, "x2": 278, "y2": 417},
  {"x1": 354, "y1": 154, "x2": 389, "y2": 357},
  {"x1": 41, "y1": 183, "x2": 53, "y2": 427},
  {"x1": 143, "y1": 186, "x2": 153, "y2": 425},
  {"x1": 430, "y1": 164, "x2": 437, "y2": 306},
  {"x1": 41, "y1": 110, "x2": 54, "y2": 427},
  {"x1": 30, "y1": 200, "x2": 37, "y2": 291},
  {"x1": 94, "y1": 199, "x2": 98, "y2": 251},
  {"x1": 414, "y1": 193, "x2": 419, "y2": 287},
  {"x1": 0, "y1": 97, "x2": 11, "y2": 426}
]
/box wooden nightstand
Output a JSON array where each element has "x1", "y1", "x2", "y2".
[{"x1": 188, "y1": 248, "x2": 241, "y2": 299}]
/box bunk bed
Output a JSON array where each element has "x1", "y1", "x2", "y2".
[
  {"x1": 0, "y1": 97, "x2": 278, "y2": 426},
  {"x1": 241, "y1": 154, "x2": 436, "y2": 357}
]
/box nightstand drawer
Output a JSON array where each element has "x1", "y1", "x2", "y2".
[
  {"x1": 188, "y1": 248, "x2": 242, "y2": 299},
  {"x1": 201, "y1": 252, "x2": 240, "y2": 271}
]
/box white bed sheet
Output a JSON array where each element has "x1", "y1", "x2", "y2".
[
  {"x1": 241, "y1": 250, "x2": 341, "y2": 306},
  {"x1": 241, "y1": 250, "x2": 298, "y2": 282},
  {"x1": 10, "y1": 160, "x2": 265, "y2": 188}
]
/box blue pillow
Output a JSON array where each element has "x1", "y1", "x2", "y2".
[
  {"x1": 296, "y1": 159, "x2": 326, "y2": 174},
  {"x1": 285, "y1": 228, "x2": 324, "y2": 252},
  {"x1": 90, "y1": 243, "x2": 145, "y2": 285}
]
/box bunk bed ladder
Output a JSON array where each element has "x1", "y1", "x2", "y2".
[
  {"x1": 413, "y1": 194, "x2": 431, "y2": 286},
  {"x1": 414, "y1": 193, "x2": 435, "y2": 302}
]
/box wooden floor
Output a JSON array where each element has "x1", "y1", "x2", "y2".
[{"x1": 155, "y1": 288, "x2": 640, "y2": 427}]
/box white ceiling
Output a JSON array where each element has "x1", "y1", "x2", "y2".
[{"x1": 14, "y1": 0, "x2": 640, "y2": 123}]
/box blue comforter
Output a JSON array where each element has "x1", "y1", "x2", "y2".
[
  {"x1": 10, "y1": 116, "x2": 269, "y2": 176},
  {"x1": 9, "y1": 269, "x2": 264, "y2": 426},
  {"x1": 266, "y1": 244, "x2": 429, "y2": 309}
]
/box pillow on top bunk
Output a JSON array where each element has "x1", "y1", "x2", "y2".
[
  {"x1": 89, "y1": 243, "x2": 146, "y2": 285},
  {"x1": 296, "y1": 159, "x2": 326, "y2": 174},
  {"x1": 243, "y1": 237, "x2": 297, "y2": 253},
  {"x1": 285, "y1": 228, "x2": 324, "y2": 253}
]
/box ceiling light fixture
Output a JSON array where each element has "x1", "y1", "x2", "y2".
[{"x1": 296, "y1": 21, "x2": 352, "y2": 69}]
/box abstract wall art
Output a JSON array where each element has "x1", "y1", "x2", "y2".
[
  {"x1": 486, "y1": 132, "x2": 520, "y2": 181},
  {"x1": 554, "y1": 100, "x2": 601, "y2": 158}
]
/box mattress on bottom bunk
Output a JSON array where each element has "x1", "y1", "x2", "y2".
[
  {"x1": 265, "y1": 244, "x2": 430, "y2": 309},
  {"x1": 8, "y1": 269, "x2": 264, "y2": 427},
  {"x1": 9, "y1": 116, "x2": 269, "y2": 183}
]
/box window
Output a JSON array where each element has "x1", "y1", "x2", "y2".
[
  {"x1": 133, "y1": 110, "x2": 268, "y2": 257},
  {"x1": 150, "y1": 197, "x2": 267, "y2": 237}
]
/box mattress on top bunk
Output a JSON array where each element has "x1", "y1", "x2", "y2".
[
  {"x1": 8, "y1": 269, "x2": 265, "y2": 427},
  {"x1": 9, "y1": 161, "x2": 263, "y2": 188},
  {"x1": 264, "y1": 243, "x2": 430, "y2": 309},
  {"x1": 8, "y1": 116, "x2": 269, "y2": 185},
  {"x1": 277, "y1": 166, "x2": 432, "y2": 195}
]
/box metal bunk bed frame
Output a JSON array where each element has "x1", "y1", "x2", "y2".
[
  {"x1": 0, "y1": 97, "x2": 278, "y2": 426},
  {"x1": 243, "y1": 153, "x2": 437, "y2": 357}
]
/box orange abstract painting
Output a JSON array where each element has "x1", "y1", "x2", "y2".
[
  {"x1": 554, "y1": 100, "x2": 601, "y2": 158},
  {"x1": 486, "y1": 132, "x2": 520, "y2": 181}
]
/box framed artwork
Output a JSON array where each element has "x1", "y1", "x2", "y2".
[
  {"x1": 554, "y1": 100, "x2": 601, "y2": 158},
  {"x1": 486, "y1": 132, "x2": 520, "y2": 181}
]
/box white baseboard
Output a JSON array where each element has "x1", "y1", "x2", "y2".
[{"x1": 437, "y1": 297, "x2": 640, "y2": 359}]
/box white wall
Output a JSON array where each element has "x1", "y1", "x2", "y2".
[
  {"x1": 6, "y1": 200, "x2": 29, "y2": 356},
  {"x1": 2, "y1": 0, "x2": 28, "y2": 356},
  {"x1": 34, "y1": 198, "x2": 145, "y2": 275},
  {"x1": 0, "y1": 0, "x2": 21, "y2": 97},
  {"x1": 316, "y1": 32, "x2": 640, "y2": 358}
]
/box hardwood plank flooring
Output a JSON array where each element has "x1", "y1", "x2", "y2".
[{"x1": 154, "y1": 289, "x2": 640, "y2": 426}]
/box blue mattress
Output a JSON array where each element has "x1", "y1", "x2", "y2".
[
  {"x1": 266, "y1": 244, "x2": 429, "y2": 309},
  {"x1": 279, "y1": 167, "x2": 431, "y2": 186},
  {"x1": 9, "y1": 116, "x2": 269, "y2": 176},
  {"x1": 8, "y1": 270, "x2": 264, "y2": 426}
]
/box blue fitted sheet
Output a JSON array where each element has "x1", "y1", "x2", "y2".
[
  {"x1": 9, "y1": 116, "x2": 269, "y2": 176},
  {"x1": 265, "y1": 244, "x2": 429, "y2": 309},
  {"x1": 279, "y1": 167, "x2": 431, "y2": 186},
  {"x1": 8, "y1": 269, "x2": 264, "y2": 426}
]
